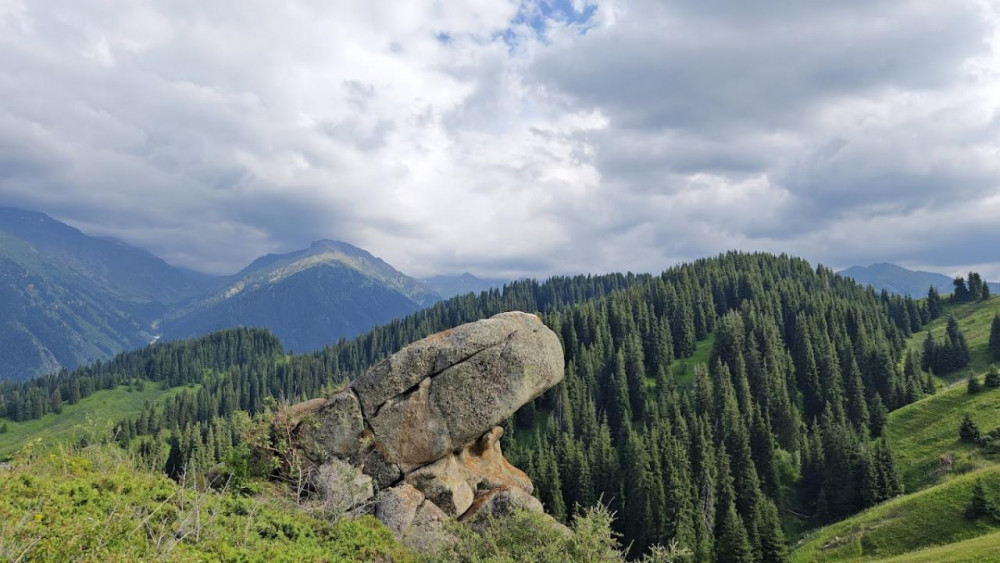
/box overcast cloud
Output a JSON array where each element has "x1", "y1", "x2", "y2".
[{"x1": 0, "y1": 0, "x2": 998, "y2": 279}]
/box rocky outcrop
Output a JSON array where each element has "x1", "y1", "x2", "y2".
[{"x1": 284, "y1": 311, "x2": 564, "y2": 550}]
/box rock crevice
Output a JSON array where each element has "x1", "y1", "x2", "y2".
[{"x1": 285, "y1": 311, "x2": 564, "y2": 549}]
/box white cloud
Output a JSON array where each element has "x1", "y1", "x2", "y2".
[{"x1": 0, "y1": 0, "x2": 998, "y2": 280}]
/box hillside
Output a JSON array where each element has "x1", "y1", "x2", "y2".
[
  {"x1": 161, "y1": 240, "x2": 436, "y2": 353},
  {"x1": 787, "y1": 295, "x2": 1000, "y2": 561},
  {"x1": 0, "y1": 229, "x2": 164, "y2": 381},
  {"x1": 0, "y1": 208, "x2": 445, "y2": 381},
  {"x1": 905, "y1": 295, "x2": 1000, "y2": 382},
  {"x1": 790, "y1": 465, "x2": 1000, "y2": 562},
  {"x1": 0, "y1": 443, "x2": 410, "y2": 561},
  {"x1": 1, "y1": 252, "x2": 937, "y2": 560}
]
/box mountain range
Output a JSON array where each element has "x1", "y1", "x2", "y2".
[
  {"x1": 0, "y1": 207, "x2": 502, "y2": 381},
  {"x1": 840, "y1": 262, "x2": 1000, "y2": 297}
]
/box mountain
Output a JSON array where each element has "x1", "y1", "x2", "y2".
[
  {"x1": 421, "y1": 272, "x2": 509, "y2": 299},
  {"x1": 0, "y1": 207, "x2": 215, "y2": 381},
  {"x1": 0, "y1": 208, "x2": 442, "y2": 380},
  {"x1": 160, "y1": 240, "x2": 440, "y2": 353},
  {"x1": 840, "y1": 262, "x2": 1000, "y2": 296}
]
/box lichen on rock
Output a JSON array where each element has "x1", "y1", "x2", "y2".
[{"x1": 283, "y1": 311, "x2": 564, "y2": 551}]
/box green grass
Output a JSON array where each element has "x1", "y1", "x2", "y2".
[
  {"x1": 906, "y1": 296, "x2": 1000, "y2": 382},
  {"x1": 879, "y1": 530, "x2": 1000, "y2": 562},
  {"x1": 0, "y1": 444, "x2": 410, "y2": 561},
  {"x1": 0, "y1": 382, "x2": 193, "y2": 459},
  {"x1": 790, "y1": 465, "x2": 1000, "y2": 562},
  {"x1": 888, "y1": 383, "x2": 1000, "y2": 492},
  {"x1": 669, "y1": 333, "x2": 715, "y2": 387}
]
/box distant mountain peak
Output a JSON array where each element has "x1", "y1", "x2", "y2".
[{"x1": 839, "y1": 262, "x2": 1000, "y2": 296}]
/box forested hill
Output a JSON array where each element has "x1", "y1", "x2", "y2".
[{"x1": 0, "y1": 252, "x2": 937, "y2": 561}]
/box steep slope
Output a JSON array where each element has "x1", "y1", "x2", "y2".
[
  {"x1": 161, "y1": 240, "x2": 439, "y2": 352},
  {"x1": 790, "y1": 465, "x2": 1000, "y2": 562},
  {"x1": 0, "y1": 208, "x2": 218, "y2": 381},
  {"x1": 790, "y1": 296, "x2": 1000, "y2": 562},
  {"x1": 840, "y1": 262, "x2": 1000, "y2": 296},
  {"x1": 422, "y1": 272, "x2": 509, "y2": 299},
  {"x1": 904, "y1": 295, "x2": 1000, "y2": 381},
  {"x1": 0, "y1": 207, "x2": 212, "y2": 306}
]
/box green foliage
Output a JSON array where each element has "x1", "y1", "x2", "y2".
[
  {"x1": 969, "y1": 375, "x2": 983, "y2": 394},
  {"x1": 4, "y1": 252, "x2": 928, "y2": 559},
  {"x1": 924, "y1": 317, "x2": 972, "y2": 375},
  {"x1": 906, "y1": 295, "x2": 1000, "y2": 381},
  {"x1": 960, "y1": 414, "x2": 982, "y2": 443},
  {"x1": 0, "y1": 444, "x2": 409, "y2": 562},
  {"x1": 967, "y1": 479, "x2": 997, "y2": 519},
  {"x1": 987, "y1": 366, "x2": 1000, "y2": 388},
  {"x1": 432, "y1": 504, "x2": 632, "y2": 562},
  {"x1": 991, "y1": 315, "x2": 1000, "y2": 363},
  {"x1": 790, "y1": 466, "x2": 1000, "y2": 562}
]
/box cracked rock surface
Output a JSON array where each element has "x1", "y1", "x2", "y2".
[{"x1": 285, "y1": 311, "x2": 564, "y2": 550}]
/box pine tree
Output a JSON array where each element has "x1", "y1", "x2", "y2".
[
  {"x1": 927, "y1": 286, "x2": 942, "y2": 319},
  {"x1": 968, "y1": 479, "x2": 995, "y2": 519},
  {"x1": 968, "y1": 375, "x2": 982, "y2": 394},
  {"x1": 715, "y1": 504, "x2": 753, "y2": 563},
  {"x1": 987, "y1": 366, "x2": 1000, "y2": 389},
  {"x1": 960, "y1": 413, "x2": 982, "y2": 442},
  {"x1": 990, "y1": 314, "x2": 1000, "y2": 362},
  {"x1": 756, "y1": 498, "x2": 789, "y2": 562},
  {"x1": 869, "y1": 395, "x2": 889, "y2": 438},
  {"x1": 954, "y1": 277, "x2": 971, "y2": 302}
]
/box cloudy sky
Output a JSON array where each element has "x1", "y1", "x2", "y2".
[{"x1": 1, "y1": 0, "x2": 998, "y2": 279}]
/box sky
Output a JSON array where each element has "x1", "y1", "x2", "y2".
[{"x1": 1, "y1": 0, "x2": 998, "y2": 279}]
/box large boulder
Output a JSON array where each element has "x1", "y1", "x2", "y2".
[
  {"x1": 282, "y1": 311, "x2": 564, "y2": 550},
  {"x1": 357, "y1": 311, "x2": 564, "y2": 467}
]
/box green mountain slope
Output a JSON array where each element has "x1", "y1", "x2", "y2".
[
  {"x1": 0, "y1": 208, "x2": 444, "y2": 381},
  {"x1": 161, "y1": 240, "x2": 439, "y2": 353},
  {"x1": 905, "y1": 296, "x2": 1000, "y2": 381},
  {"x1": 2, "y1": 253, "x2": 936, "y2": 559},
  {"x1": 789, "y1": 297, "x2": 1000, "y2": 562},
  {"x1": 790, "y1": 465, "x2": 1000, "y2": 562},
  {"x1": 0, "y1": 381, "x2": 193, "y2": 458}
]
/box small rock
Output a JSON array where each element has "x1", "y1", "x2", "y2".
[
  {"x1": 406, "y1": 455, "x2": 475, "y2": 516},
  {"x1": 376, "y1": 483, "x2": 425, "y2": 537}
]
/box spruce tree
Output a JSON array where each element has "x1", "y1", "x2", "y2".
[
  {"x1": 715, "y1": 503, "x2": 753, "y2": 563},
  {"x1": 960, "y1": 413, "x2": 982, "y2": 442},
  {"x1": 986, "y1": 366, "x2": 1000, "y2": 389},
  {"x1": 990, "y1": 314, "x2": 1000, "y2": 362},
  {"x1": 968, "y1": 479, "x2": 994, "y2": 519},
  {"x1": 968, "y1": 374, "x2": 982, "y2": 394},
  {"x1": 755, "y1": 498, "x2": 789, "y2": 563},
  {"x1": 869, "y1": 395, "x2": 889, "y2": 438},
  {"x1": 927, "y1": 285, "x2": 942, "y2": 319}
]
